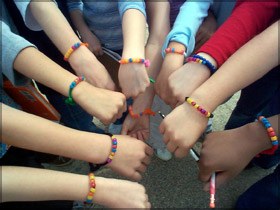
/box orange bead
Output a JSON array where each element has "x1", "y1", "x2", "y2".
[
  {"x1": 259, "y1": 116, "x2": 264, "y2": 121},
  {"x1": 90, "y1": 179, "x2": 95, "y2": 184},
  {"x1": 111, "y1": 152, "x2": 115, "y2": 156},
  {"x1": 88, "y1": 192, "x2": 94, "y2": 196},
  {"x1": 267, "y1": 127, "x2": 274, "y2": 132}
]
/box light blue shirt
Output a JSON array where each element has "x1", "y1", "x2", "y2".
[
  {"x1": 67, "y1": 0, "x2": 146, "y2": 51},
  {"x1": 162, "y1": 1, "x2": 212, "y2": 58}
]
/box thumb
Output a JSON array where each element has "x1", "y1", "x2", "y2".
[{"x1": 204, "y1": 171, "x2": 230, "y2": 191}]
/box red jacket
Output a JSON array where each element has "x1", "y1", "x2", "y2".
[{"x1": 196, "y1": 0, "x2": 279, "y2": 68}]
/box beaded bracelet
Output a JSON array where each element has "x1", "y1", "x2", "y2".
[
  {"x1": 164, "y1": 48, "x2": 187, "y2": 57},
  {"x1": 186, "y1": 55, "x2": 216, "y2": 75},
  {"x1": 107, "y1": 134, "x2": 118, "y2": 163},
  {"x1": 65, "y1": 76, "x2": 86, "y2": 105},
  {"x1": 258, "y1": 116, "x2": 278, "y2": 155},
  {"x1": 128, "y1": 105, "x2": 155, "y2": 119},
  {"x1": 64, "y1": 42, "x2": 89, "y2": 61},
  {"x1": 119, "y1": 58, "x2": 150, "y2": 67},
  {"x1": 85, "y1": 173, "x2": 96, "y2": 205},
  {"x1": 185, "y1": 97, "x2": 214, "y2": 118}
]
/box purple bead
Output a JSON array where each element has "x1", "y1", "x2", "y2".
[
  {"x1": 112, "y1": 138, "x2": 117, "y2": 141},
  {"x1": 107, "y1": 158, "x2": 112, "y2": 163},
  {"x1": 201, "y1": 109, "x2": 206, "y2": 114},
  {"x1": 192, "y1": 57, "x2": 196, "y2": 61},
  {"x1": 72, "y1": 46, "x2": 76, "y2": 50}
]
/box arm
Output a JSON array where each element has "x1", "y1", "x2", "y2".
[
  {"x1": 2, "y1": 166, "x2": 151, "y2": 208},
  {"x1": 121, "y1": 1, "x2": 170, "y2": 140},
  {"x1": 199, "y1": 115, "x2": 279, "y2": 189},
  {"x1": 67, "y1": 1, "x2": 103, "y2": 56},
  {"x1": 118, "y1": 1, "x2": 150, "y2": 98},
  {"x1": 160, "y1": 20, "x2": 279, "y2": 158},
  {"x1": 2, "y1": 103, "x2": 153, "y2": 180},
  {"x1": 22, "y1": 0, "x2": 115, "y2": 90},
  {"x1": 155, "y1": 1, "x2": 211, "y2": 105},
  {"x1": 166, "y1": 0, "x2": 279, "y2": 107}
]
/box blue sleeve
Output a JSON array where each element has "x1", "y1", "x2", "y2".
[
  {"x1": 162, "y1": 1, "x2": 212, "y2": 58},
  {"x1": 118, "y1": 0, "x2": 146, "y2": 21},
  {"x1": 67, "y1": 0, "x2": 83, "y2": 12},
  {"x1": 1, "y1": 21, "x2": 34, "y2": 86}
]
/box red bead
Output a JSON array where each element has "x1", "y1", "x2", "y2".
[
  {"x1": 191, "y1": 102, "x2": 196, "y2": 106},
  {"x1": 112, "y1": 145, "x2": 117, "y2": 149},
  {"x1": 197, "y1": 106, "x2": 202, "y2": 111},
  {"x1": 91, "y1": 183, "x2": 96, "y2": 188},
  {"x1": 205, "y1": 111, "x2": 208, "y2": 115},
  {"x1": 269, "y1": 132, "x2": 276, "y2": 137}
]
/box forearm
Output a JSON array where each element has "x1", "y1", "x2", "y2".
[
  {"x1": 1, "y1": 166, "x2": 108, "y2": 203},
  {"x1": 190, "y1": 21, "x2": 279, "y2": 112},
  {"x1": 122, "y1": 9, "x2": 146, "y2": 58},
  {"x1": 2, "y1": 104, "x2": 110, "y2": 164}
]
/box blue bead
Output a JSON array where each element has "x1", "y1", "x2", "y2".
[
  {"x1": 86, "y1": 199, "x2": 92, "y2": 204},
  {"x1": 77, "y1": 43, "x2": 81, "y2": 46},
  {"x1": 112, "y1": 148, "x2": 116, "y2": 152},
  {"x1": 172, "y1": 48, "x2": 175, "y2": 52},
  {"x1": 70, "y1": 85, "x2": 74, "y2": 88},
  {"x1": 272, "y1": 141, "x2": 278, "y2": 145},
  {"x1": 202, "y1": 61, "x2": 206, "y2": 64},
  {"x1": 81, "y1": 76, "x2": 85, "y2": 80},
  {"x1": 113, "y1": 141, "x2": 117, "y2": 145},
  {"x1": 129, "y1": 58, "x2": 133, "y2": 62},
  {"x1": 140, "y1": 113, "x2": 143, "y2": 116}
]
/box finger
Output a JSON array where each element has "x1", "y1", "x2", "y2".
[
  {"x1": 162, "y1": 133, "x2": 169, "y2": 144},
  {"x1": 137, "y1": 131, "x2": 145, "y2": 141},
  {"x1": 137, "y1": 164, "x2": 147, "y2": 173},
  {"x1": 198, "y1": 160, "x2": 215, "y2": 182},
  {"x1": 159, "y1": 121, "x2": 165, "y2": 134},
  {"x1": 142, "y1": 155, "x2": 151, "y2": 165},
  {"x1": 146, "y1": 202, "x2": 151, "y2": 209},
  {"x1": 145, "y1": 145, "x2": 154, "y2": 156},
  {"x1": 174, "y1": 147, "x2": 188, "y2": 158},
  {"x1": 121, "y1": 124, "x2": 129, "y2": 135},
  {"x1": 142, "y1": 131, "x2": 149, "y2": 141},
  {"x1": 215, "y1": 171, "x2": 233, "y2": 189},
  {"x1": 131, "y1": 133, "x2": 137, "y2": 139},
  {"x1": 131, "y1": 171, "x2": 142, "y2": 181},
  {"x1": 166, "y1": 141, "x2": 177, "y2": 153}
]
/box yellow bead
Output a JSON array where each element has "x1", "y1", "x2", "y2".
[
  {"x1": 89, "y1": 175, "x2": 95, "y2": 180},
  {"x1": 87, "y1": 196, "x2": 93, "y2": 200},
  {"x1": 206, "y1": 113, "x2": 211, "y2": 118},
  {"x1": 194, "y1": 104, "x2": 199, "y2": 108},
  {"x1": 199, "y1": 60, "x2": 203, "y2": 64},
  {"x1": 125, "y1": 59, "x2": 129, "y2": 63},
  {"x1": 136, "y1": 58, "x2": 140, "y2": 62},
  {"x1": 109, "y1": 155, "x2": 114, "y2": 159},
  {"x1": 187, "y1": 98, "x2": 193, "y2": 104},
  {"x1": 132, "y1": 58, "x2": 136, "y2": 62},
  {"x1": 271, "y1": 136, "x2": 278, "y2": 141},
  {"x1": 90, "y1": 188, "x2": 96, "y2": 193},
  {"x1": 112, "y1": 135, "x2": 116, "y2": 139}
]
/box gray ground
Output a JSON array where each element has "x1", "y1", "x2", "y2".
[{"x1": 44, "y1": 91, "x2": 275, "y2": 209}]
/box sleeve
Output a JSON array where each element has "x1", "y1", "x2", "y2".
[
  {"x1": 66, "y1": 0, "x2": 83, "y2": 12},
  {"x1": 162, "y1": 1, "x2": 212, "y2": 58},
  {"x1": 14, "y1": 0, "x2": 58, "y2": 31},
  {"x1": 1, "y1": 21, "x2": 35, "y2": 86},
  {"x1": 118, "y1": 0, "x2": 146, "y2": 21},
  {"x1": 196, "y1": 0, "x2": 280, "y2": 68}
]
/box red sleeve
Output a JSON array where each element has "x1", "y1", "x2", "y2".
[{"x1": 196, "y1": 0, "x2": 279, "y2": 68}]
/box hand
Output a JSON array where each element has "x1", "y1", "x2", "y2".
[
  {"x1": 118, "y1": 63, "x2": 150, "y2": 98},
  {"x1": 95, "y1": 177, "x2": 151, "y2": 208},
  {"x1": 155, "y1": 47, "x2": 185, "y2": 105},
  {"x1": 68, "y1": 46, "x2": 115, "y2": 91},
  {"x1": 80, "y1": 30, "x2": 103, "y2": 56},
  {"x1": 159, "y1": 102, "x2": 208, "y2": 158},
  {"x1": 107, "y1": 135, "x2": 153, "y2": 181},
  {"x1": 72, "y1": 82, "x2": 126, "y2": 126},
  {"x1": 168, "y1": 62, "x2": 211, "y2": 108},
  {"x1": 121, "y1": 114, "x2": 150, "y2": 141},
  {"x1": 198, "y1": 126, "x2": 266, "y2": 190}
]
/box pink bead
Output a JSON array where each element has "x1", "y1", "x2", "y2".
[
  {"x1": 197, "y1": 106, "x2": 202, "y2": 111},
  {"x1": 112, "y1": 145, "x2": 117, "y2": 149},
  {"x1": 91, "y1": 183, "x2": 96, "y2": 188},
  {"x1": 269, "y1": 132, "x2": 276, "y2": 137},
  {"x1": 72, "y1": 46, "x2": 76, "y2": 50},
  {"x1": 191, "y1": 102, "x2": 196, "y2": 106}
]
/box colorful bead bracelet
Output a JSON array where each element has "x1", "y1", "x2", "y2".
[
  {"x1": 107, "y1": 134, "x2": 118, "y2": 163},
  {"x1": 185, "y1": 97, "x2": 214, "y2": 118},
  {"x1": 64, "y1": 42, "x2": 89, "y2": 61},
  {"x1": 128, "y1": 105, "x2": 155, "y2": 119},
  {"x1": 186, "y1": 55, "x2": 216, "y2": 75},
  {"x1": 149, "y1": 78, "x2": 155, "y2": 84},
  {"x1": 163, "y1": 48, "x2": 187, "y2": 57},
  {"x1": 258, "y1": 116, "x2": 278, "y2": 155},
  {"x1": 119, "y1": 58, "x2": 150, "y2": 67},
  {"x1": 85, "y1": 173, "x2": 96, "y2": 204},
  {"x1": 65, "y1": 76, "x2": 85, "y2": 105}
]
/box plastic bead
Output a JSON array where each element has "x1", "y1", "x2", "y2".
[{"x1": 64, "y1": 42, "x2": 88, "y2": 61}]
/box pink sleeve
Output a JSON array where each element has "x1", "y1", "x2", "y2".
[{"x1": 196, "y1": 0, "x2": 279, "y2": 68}]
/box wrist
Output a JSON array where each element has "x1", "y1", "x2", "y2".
[
  {"x1": 132, "y1": 87, "x2": 155, "y2": 111},
  {"x1": 196, "y1": 52, "x2": 218, "y2": 70}
]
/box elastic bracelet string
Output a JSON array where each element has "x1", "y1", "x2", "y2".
[
  {"x1": 107, "y1": 134, "x2": 118, "y2": 163},
  {"x1": 119, "y1": 58, "x2": 150, "y2": 67},
  {"x1": 163, "y1": 48, "x2": 187, "y2": 58},
  {"x1": 257, "y1": 116, "x2": 278, "y2": 156},
  {"x1": 85, "y1": 173, "x2": 96, "y2": 205},
  {"x1": 128, "y1": 105, "x2": 155, "y2": 119},
  {"x1": 65, "y1": 76, "x2": 85, "y2": 105},
  {"x1": 186, "y1": 55, "x2": 216, "y2": 75},
  {"x1": 185, "y1": 97, "x2": 214, "y2": 118},
  {"x1": 64, "y1": 42, "x2": 89, "y2": 61}
]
